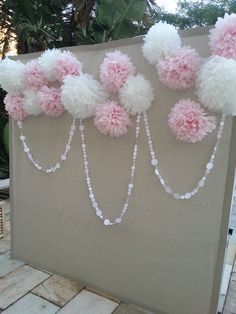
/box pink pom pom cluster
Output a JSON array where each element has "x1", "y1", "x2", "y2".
[
  {"x1": 209, "y1": 13, "x2": 236, "y2": 59},
  {"x1": 4, "y1": 49, "x2": 83, "y2": 121},
  {"x1": 100, "y1": 51, "x2": 135, "y2": 93},
  {"x1": 54, "y1": 51, "x2": 82, "y2": 82},
  {"x1": 168, "y1": 99, "x2": 216, "y2": 143},
  {"x1": 22, "y1": 60, "x2": 48, "y2": 90},
  {"x1": 93, "y1": 51, "x2": 137, "y2": 137},
  {"x1": 4, "y1": 94, "x2": 27, "y2": 121},
  {"x1": 157, "y1": 47, "x2": 201, "y2": 91},
  {"x1": 94, "y1": 101, "x2": 131, "y2": 137},
  {"x1": 38, "y1": 86, "x2": 64, "y2": 117}
]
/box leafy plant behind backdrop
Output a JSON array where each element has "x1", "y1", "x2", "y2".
[{"x1": 0, "y1": 0, "x2": 235, "y2": 179}]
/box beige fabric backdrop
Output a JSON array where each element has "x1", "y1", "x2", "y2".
[{"x1": 10, "y1": 27, "x2": 236, "y2": 314}]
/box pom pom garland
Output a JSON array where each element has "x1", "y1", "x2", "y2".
[
  {"x1": 0, "y1": 58, "x2": 25, "y2": 93},
  {"x1": 142, "y1": 21, "x2": 182, "y2": 64},
  {"x1": 39, "y1": 86, "x2": 64, "y2": 117},
  {"x1": 22, "y1": 90, "x2": 42, "y2": 116},
  {"x1": 61, "y1": 74, "x2": 108, "y2": 119},
  {"x1": 209, "y1": 13, "x2": 236, "y2": 59},
  {"x1": 94, "y1": 101, "x2": 131, "y2": 137},
  {"x1": 168, "y1": 99, "x2": 216, "y2": 143},
  {"x1": 22, "y1": 60, "x2": 48, "y2": 90},
  {"x1": 4, "y1": 94, "x2": 27, "y2": 121},
  {"x1": 119, "y1": 74, "x2": 154, "y2": 115},
  {"x1": 100, "y1": 51, "x2": 135, "y2": 93},
  {"x1": 157, "y1": 47, "x2": 201, "y2": 91},
  {"x1": 197, "y1": 55, "x2": 236, "y2": 115}
]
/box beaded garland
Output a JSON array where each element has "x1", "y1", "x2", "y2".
[
  {"x1": 73, "y1": 51, "x2": 153, "y2": 225},
  {"x1": 0, "y1": 14, "x2": 235, "y2": 226},
  {"x1": 0, "y1": 49, "x2": 82, "y2": 172},
  {"x1": 79, "y1": 114, "x2": 141, "y2": 225},
  {"x1": 141, "y1": 16, "x2": 236, "y2": 201}
]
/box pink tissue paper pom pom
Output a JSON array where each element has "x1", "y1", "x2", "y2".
[
  {"x1": 168, "y1": 99, "x2": 216, "y2": 143},
  {"x1": 54, "y1": 51, "x2": 82, "y2": 82},
  {"x1": 38, "y1": 86, "x2": 64, "y2": 117},
  {"x1": 4, "y1": 93, "x2": 27, "y2": 121},
  {"x1": 157, "y1": 47, "x2": 201, "y2": 91},
  {"x1": 22, "y1": 60, "x2": 48, "y2": 90},
  {"x1": 100, "y1": 51, "x2": 135, "y2": 93},
  {"x1": 94, "y1": 101, "x2": 131, "y2": 137},
  {"x1": 209, "y1": 13, "x2": 236, "y2": 59}
]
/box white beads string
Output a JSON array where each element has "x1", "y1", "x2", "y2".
[
  {"x1": 79, "y1": 114, "x2": 141, "y2": 226},
  {"x1": 17, "y1": 118, "x2": 76, "y2": 173},
  {"x1": 143, "y1": 112, "x2": 226, "y2": 199}
]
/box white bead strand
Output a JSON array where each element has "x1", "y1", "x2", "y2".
[
  {"x1": 79, "y1": 114, "x2": 141, "y2": 226},
  {"x1": 143, "y1": 111, "x2": 225, "y2": 199},
  {"x1": 17, "y1": 118, "x2": 76, "y2": 173}
]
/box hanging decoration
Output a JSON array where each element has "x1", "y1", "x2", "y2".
[
  {"x1": 0, "y1": 13, "x2": 235, "y2": 225},
  {"x1": 0, "y1": 49, "x2": 82, "y2": 172},
  {"x1": 96, "y1": 51, "x2": 153, "y2": 137},
  {"x1": 65, "y1": 50, "x2": 154, "y2": 224},
  {"x1": 141, "y1": 17, "x2": 236, "y2": 200},
  {"x1": 168, "y1": 99, "x2": 216, "y2": 143},
  {"x1": 61, "y1": 50, "x2": 154, "y2": 137}
]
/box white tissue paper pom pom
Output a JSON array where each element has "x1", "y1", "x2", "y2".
[
  {"x1": 37, "y1": 49, "x2": 61, "y2": 82},
  {"x1": 22, "y1": 90, "x2": 42, "y2": 116},
  {"x1": 0, "y1": 58, "x2": 25, "y2": 93},
  {"x1": 197, "y1": 56, "x2": 236, "y2": 115},
  {"x1": 143, "y1": 22, "x2": 182, "y2": 64},
  {"x1": 61, "y1": 74, "x2": 108, "y2": 119},
  {"x1": 119, "y1": 74, "x2": 154, "y2": 115}
]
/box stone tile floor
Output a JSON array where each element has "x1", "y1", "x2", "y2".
[
  {"x1": 1, "y1": 200, "x2": 236, "y2": 314},
  {"x1": 0, "y1": 201, "x2": 154, "y2": 314}
]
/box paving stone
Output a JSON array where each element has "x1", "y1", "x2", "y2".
[
  {"x1": 0, "y1": 265, "x2": 50, "y2": 309},
  {"x1": 2, "y1": 293, "x2": 59, "y2": 314},
  {"x1": 221, "y1": 264, "x2": 232, "y2": 295},
  {"x1": 224, "y1": 280, "x2": 236, "y2": 313},
  {"x1": 57, "y1": 289, "x2": 119, "y2": 314},
  {"x1": 226, "y1": 243, "x2": 236, "y2": 265},
  {"x1": 231, "y1": 272, "x2": 236, "y2": 281},
  {"x1": 86, "y1": 286, "x2": 120, "y2": 303},
  {"x1": 0, "y1": 239, "x2": 10, "y2": 254},
  {"x1": 113, "y1": 303, "x2": 156, "y2": 314},
  {"x1": 233, "y1": 259, "x2": 236, "y2": 273},
  {"x1": 32, "y1": 274, "x2": 84, "y2": 307},
  {"x1": 0, "y1": 252, "x2": 25, "y2": 278},
  {"x1": 217, "y1": 294, "x2": 225, "y2": 313}
]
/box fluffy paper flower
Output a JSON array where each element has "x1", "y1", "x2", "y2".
[
  {"x1": 37, "y1": 49, "x2": 62, "y2": 81},
  {"x1": 100, "y1": 51, "x2": 135, "y2": 92},
  {"x1": 0, "y1": 58, "x2": 25, "y2": 93},
  {"x1": 22, "y1": 60, "x2": 48, "y2": 90},
  {"x1": 94, "y1": 101, "x2": 131, "y2": 137},
  {"x1": 61, "y1": 74, "x2": 108, "y2": 119},
  {"x1": 4, "y1": 93, "x2": 27, "y2": 121},
  {"x1": 39, "y1": 86, "x2": 64, "y2": 117},
  {"x1": 119, "y1": 74, "x2": 154, "y2": 115},
  {"x1": 54, "y1": 50, "x2": 82, "y2": 82},
  {"x1": 197, "y1": 55, "x2": 236, "y2": 115},
  {"x1": 209, "y1": 13, "x2": 236, "y2": 59},
  {"x1": 38, "y1": 49, "x2": 82, "y2": 82},
  {"x1": 22, "y1": 90, "x2": 42, "y2": 116},
  {"x1": 157, "y1": 47, "x2": 201, "y2": 91},
  {"x1": 142, "y1": 21, "x2": 182, "y2": 64},
  {"x1": 168, "y1": 99, "x2": 216, "y2": 143}
]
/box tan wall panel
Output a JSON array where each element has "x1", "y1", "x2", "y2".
[{"x1": 10, "y1": 28, "x2": 236, "y2": 314}]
